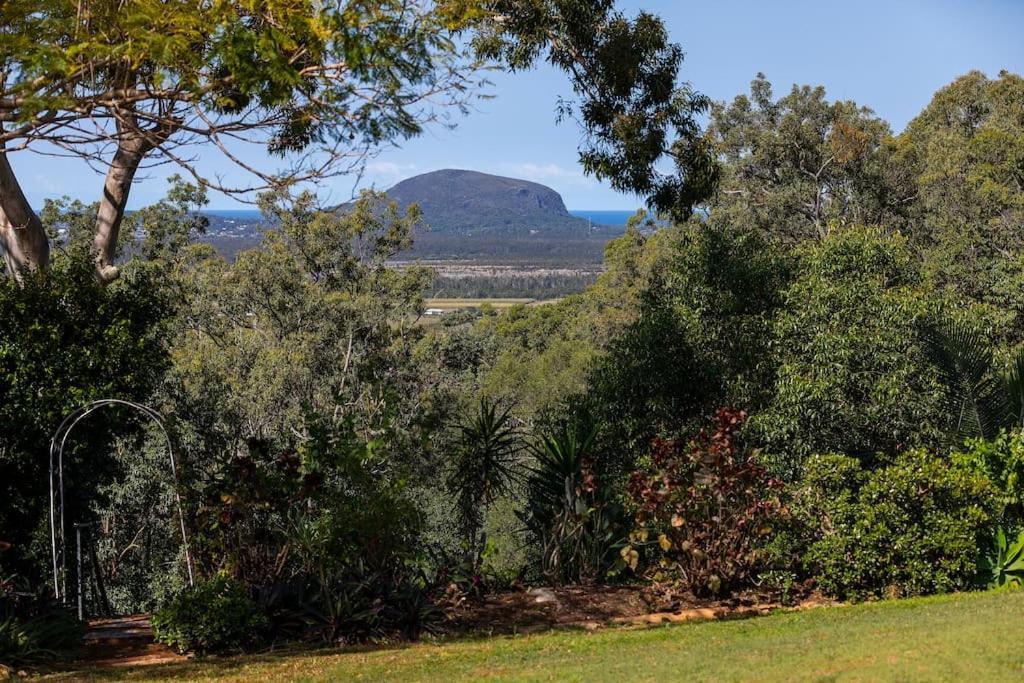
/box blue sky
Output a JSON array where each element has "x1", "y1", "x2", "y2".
[{"x1": 12, "y1": 0, "x2": 1024, "y2": 210}]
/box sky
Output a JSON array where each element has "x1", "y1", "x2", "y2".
[{"x1": 10, "y1": 0, "x2": 1024, "y2": 211}]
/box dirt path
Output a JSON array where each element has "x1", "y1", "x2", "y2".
[{"x1": 77, "y1": 615, "x2": 183, "y2": 668}]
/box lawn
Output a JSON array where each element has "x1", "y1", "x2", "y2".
[{"x1": 67, "y1": 590, "x2": 1023, "y2": 682}]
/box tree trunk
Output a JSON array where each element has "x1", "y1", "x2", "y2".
[
  {"x1": 0, "y1": 149, "x2": 49, "y2": 280},
  {"x1": 93, "y1": 137, "x2": 147, "y2": 284}
]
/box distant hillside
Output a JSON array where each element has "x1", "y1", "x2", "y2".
[
  {"x1": 383, "y1": 169, "x2": 601, "y2": 237},
  {"x1": 194, "y1": 169, "x2": 625, "y2": 265}
]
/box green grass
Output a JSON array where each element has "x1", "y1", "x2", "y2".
[{"x1": 68, "y1": 590, "x2": 1023, "y2": 682}]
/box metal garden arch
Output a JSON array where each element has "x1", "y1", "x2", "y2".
[{"x1": 49, "y1": 399, "x2": 194, "y2": 601}]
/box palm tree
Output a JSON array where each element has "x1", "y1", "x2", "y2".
[
  {"x1": 447, "y1": 398, "x2": 522, "y2": 566},
  {"x1": 921, "y1": 321, "x2": 1024, "y2": 442}
]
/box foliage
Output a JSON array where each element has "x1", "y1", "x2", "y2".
[
  {"x1": 183, "y1": 412, "x2": 438, "y2": 645},
  {"x1": 752, "y1": 226, "x2": 944, "y2": 477},
  {"x1": 921, "y1": 320, "x2": 1009, "y2": 441},
  {"x1": 0, "y1": 575, "x2": 83, "y2": 667},
  {"x1": 0, "y1": 0, "x2": 485, "y2": 278},
  {"x1": 922, "y1": 321, "x2": 1024, "y2": 443},
  {"x1": 168, "y1": 191, "x2": 431, "y2": 469},
  {"x1": 476, "y1": 2, "x2": 718, "y2": 221},
  {"x1": 153, "y1": 575, "x2": 267, "y2": 655},
  {"x1": 977, "y1": 527, "x2": 1024, "y2": 589},
  {"x1": 260, "y1": 560, "x2": 444, "y2": 645},
  {"x1": 955, "y1": 431, "x2": 1024, "y2": 525},
  {"x1": 587, "y1": 224, "x2": 786, "y2": 474},
  {"x1": 897, "y1": 71, "x2": 1024, "y2": 340},
  {"x1": 520, "y1": 421, "x2": 621, "y2": 584},
  {"x1": 707, "y1": 73, "x2": 902, "y2": 243},
  {"x1": 791, "y1": 450, "x2": 998, "y2": 600},
  {"x1": 625, "y1": 409, "x2": 784, "y2": 596},
  {"x1": 447, "y1": 399, "x2": 522, "y2": 564},
  {"x1": 0, "y1": 247, "x2": 173, "y2": 580}
]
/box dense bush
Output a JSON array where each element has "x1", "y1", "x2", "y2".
[
  {"x1": 625, "y1": 409, "x2": 784, "y2": 596},
  {"x1": 955, "y1": 431, "x2": 1024, "y2": 526},
  {"x1": 152, "y1": 575, "x2": 267, "y2": 654},
  {"x1": 0, "y1": 251, "x2": 173, "y2": 580},
  {"x1": 0, "y1": 576, "x2": 84, "y2": 668},
  {"x1": 260, "y1": 561, "x2": 444, "y2": 644},
  {"x1": 586, "y1": 225, "x2": 786, "y2": 476},
  {"x1": 752, "y1": 227, "x2": 945, "y2": 478},
  {"x1": 790, "y1": 450, "x2": 998, "y2": 600}
]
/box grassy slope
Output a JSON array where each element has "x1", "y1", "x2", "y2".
[{"x1": 75, "y1": 590, "x2": 1023, "y2": 682}]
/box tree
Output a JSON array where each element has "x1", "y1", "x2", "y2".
[
  {"x1": 707, "y1": 74, "x2": 902, "y2": 243},
  {"x1": 167, "y1": 190, "x2": 432, "y2": 464},
  {"x1": 0, "y1": 1, "x2": 719, "y2": 282},
  {"x1": 895, "y1": 71, "x2": 1024, "y2": 339},
  {"x1": 751, "y1": 226, "x2": 944, "y2": 477},
  {"x1": 0, "y1": 245, "x2": 174, "y2": 578},
  {"x1": 585, "y1": 221, "x2": 786, "y2": 474},
  {"x1": 446, "y1": 398, "x2": 522, "y2": 565},
  {"x1": 0, "y1": 0, "x2": 484, "y2": 281},
  {"x1": 476, "y1": 0, "x2": 718, "y2": 222}
]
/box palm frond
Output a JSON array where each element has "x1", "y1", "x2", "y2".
[
  {"x1": 920, "y1": 320, "x2": 1009, "y2": 441},
  {"x1": 1001, "y1": 346, "x2": 1024, "y2": 430}
]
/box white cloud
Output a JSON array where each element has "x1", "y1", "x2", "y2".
[
  {"x1": 365, "y1": 161, "x2": 418, "y2": 178},
  {"x1": 499, "y1": 162, "x2": 595, "y2": 187}
]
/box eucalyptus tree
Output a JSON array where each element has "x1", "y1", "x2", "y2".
[
  {"x1": 0, "y1": 0, "x2": 485, "y2": 281},
  {"x1": 707, "y1": 74, "x2": 902, "y2": 244},
  {"x1": 0, "y1": 0, "x2": 718, "y2": 283}
]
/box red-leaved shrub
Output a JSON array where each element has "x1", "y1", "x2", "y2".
[{"x1": 625, "y1": 408, "x2": 784, "y2": 596}]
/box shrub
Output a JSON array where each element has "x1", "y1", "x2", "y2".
[
  {"x1": 152, "y1": 575, "x2": 267, "y2": 654},
  {"x1": 520, "y1": 422, "x2": 624, "y2": 585},
  {"x1": 625, "y1": 408, "x2": 785, "y2": 596},
  {"x1": 0, "y1": 575, "x2": 83, "y2": 668},
  {"x1": 260, "y1": 560, "x2": 444, "y2": 645},
  {"x1": 792, "y1": 450, "x2": 998, "y2": 600},
  {"x1": 955, "y1": 430, "x2": 1024, "y2": 525},
  {"x1": 751, "y1": 226, "x2": 944, "y2": 478}
]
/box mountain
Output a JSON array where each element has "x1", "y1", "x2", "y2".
[{"x1": 382, "y1": 169, "x2": 596, "y2": 236}]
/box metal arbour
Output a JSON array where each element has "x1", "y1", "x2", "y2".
[{"x1": 49, "y1": 399, "x2": 195, "y2": 602}]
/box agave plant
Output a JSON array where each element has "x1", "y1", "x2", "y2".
[
  {"x1": 921, "y1": 321, "x2": 1024, "y2": 442},
  {"x1": 520, "y1": 421, "x2": 621, "y2": 584},
  {"x1": 978, "y1": 527, "x2": 1024, "y2": 588}
]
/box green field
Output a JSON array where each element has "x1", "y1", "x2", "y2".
[
  {"x1": 425, "y1": 298, "x2": 537, "y2": 310},
  {"x1": 69, "y1": 590, "x2": 1024, "y2": 682}
]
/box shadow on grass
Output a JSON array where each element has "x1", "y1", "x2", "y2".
[{"x1": 54, "y1": 610, "x2": 790, "y2": 679}]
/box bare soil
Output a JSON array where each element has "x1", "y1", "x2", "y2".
[{"x1": 445, "y1": 584, "x2": 829, "y2": 636}]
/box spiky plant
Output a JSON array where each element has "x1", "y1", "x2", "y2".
[
  {"x1": 520, "y1": 421, "x2": 618, "y2": 584},
  {"x1": 446, "y1": 398, "x2": 522, "y2": 566},
  {"x1": 978, "y1": 526, "x2": 1024, "y2": 589},
  {"x1": 920, "y1": 321, "x2": 1021, "y2": 442}
]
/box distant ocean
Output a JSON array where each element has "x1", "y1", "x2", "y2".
[
  {"x1": 202, "y1": 208, "x2": 639, "y2": 227},
  {"x1": 569, "y1": 210, "x2": 638, "y2": 227}
]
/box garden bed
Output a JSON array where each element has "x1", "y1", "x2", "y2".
[{"x1": 445, "y1": 585, "x2": 827, "y2": 635}]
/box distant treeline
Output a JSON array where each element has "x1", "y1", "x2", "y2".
[
  {"x1": 428, "y1": 272, "x2": 599, "y2": 299},
  {"x1": 403, "y1": 233, "x2": 615, "y2": 265}
]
